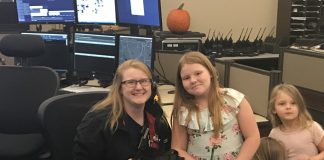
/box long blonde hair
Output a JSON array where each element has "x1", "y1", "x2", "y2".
[
  {"x1": 173, "y1": 51, "x2": 224, "y2": 136},
  {"x1": 268, "y1": 83, "x2": 313, "y2": 128},
  {"x1": 253, "y1": 137, "x2": 287, "y2": 160},
  {"x1": 91, "y1": 60, "x2": 152, "y2": 130}
]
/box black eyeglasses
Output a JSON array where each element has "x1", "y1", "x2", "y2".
[{"x1": 121, "y1": 78, "x2": 152, "y2": 88}]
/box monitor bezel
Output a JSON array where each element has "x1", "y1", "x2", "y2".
[
  {"x1": 116, "y1": 0, "x2": 162, "y2": 29},
  {"x1": 0, "y1": 1, "x2": 19, "y2": 24}
]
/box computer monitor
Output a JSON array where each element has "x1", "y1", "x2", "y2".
[
  {"x1": 15, "y1": 0, "x2": 75, "y2": 23},
  {"x1": 74, "y1": 32, "x2": 117, "y2": 84},
  {"x1": 118, "y1": 34, "x2": 155, "y2": 70},
  {"x1": 116, "y1": 0, "x2": 162, "y2": 27},
  {"x1": 76, "y1": 0, "x2": 116, "y2": 24},
  {"x1": 20, "y1": 32, "x2": 70, "y2": 76}
]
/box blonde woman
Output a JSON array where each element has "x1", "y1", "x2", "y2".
[{"x1": 73, "y1": 60, "x2": 171, "y2": 160}]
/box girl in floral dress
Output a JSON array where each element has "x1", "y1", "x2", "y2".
[{"x1": 171, "y1": 51, "x2": 260, "y2": 160}]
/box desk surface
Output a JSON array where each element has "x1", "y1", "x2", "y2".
[
  {"x1": 61, "y1": 85, "x2": 110, "y2": 93},
  {"x1": 157, "y1": 85, "x2": 175, "y2": 105},
  {"x1": 216, "y1": 53, "x2": 279, "y2": 61}
]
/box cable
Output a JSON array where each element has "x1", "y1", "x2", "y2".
[
  {"x1": 157, "y1": 52, "x2": 167, "y2": 79},
  {"x1": 154, "y1": 52, "x2": 174, "y2": 85},
  {"x1": 154, "y1": 67, "x2": 174, "y2": 85}
]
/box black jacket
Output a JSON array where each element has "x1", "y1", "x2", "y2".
[{"x1": 73, "y1": 101, "x2": 172, "y2": 160}]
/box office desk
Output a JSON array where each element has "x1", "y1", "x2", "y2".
[
  {"x1": 61, "y1": 85, "x2": 110, "y2": 93},
  {"x1": 215, "y1": 53, "x2": 279, "y2": 61},
  {"x1": 60, "y1": 79, "x2": 111, "y2": 93}
]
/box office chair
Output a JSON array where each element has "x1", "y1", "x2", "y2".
[
  {"x1": 0, "y1": 34, "x2": 59, "y2": 160},
  {"x1": 38, "y1": 91, "x2": 108, "y2": 160}
]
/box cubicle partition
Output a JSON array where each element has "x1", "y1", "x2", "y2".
[
  {"x1": 214, "y1": 59, "x2": 232, "y2": 87},
  {"x1": 215, "y1": 55, "x2": 281, "y2": 137},
  {"x1": 281, "y1": 49, "x2": 324, "y2": 93},
  {"x1": 227, "y1": 63, "x2": 281, "y2": 117},
  {"x1": 215, "y1": 54, "x2": 281, "y2": 117},
  {"x1": 280, "y1": 48, "x2": 324, "y2": 125}
]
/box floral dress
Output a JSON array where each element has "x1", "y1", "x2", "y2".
[{"x1": 178, "y1": 88, "x2": 244, "y2": 160}]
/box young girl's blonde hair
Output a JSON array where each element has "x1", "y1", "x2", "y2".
[
  {"x1": 253, "y1": 137, "x2": 287, "y2": 160},
  {"x1": 267, "y1": 83, "x2": 313, "y2": 128}
]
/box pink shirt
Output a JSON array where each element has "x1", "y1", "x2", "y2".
[{"x1": 269, "y1": 121, "x2": 324, "y2": 160}]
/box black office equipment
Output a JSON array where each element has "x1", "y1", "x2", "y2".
[
  {"x1": 38, "y1": 91, "x2": 107, "y2": 160},
  {"x1": 155, "y1": 31, "x2": 205, "y2": 52},
  {"x1": 0, "y1": 1, "x2": 28, "y2": 32},
  {"x1": 118, "y1": 34, "x2": 155, "y2": 70},
  {"x1": 75, "y1": 0, "x2": 116, "y2": 25},
  {"x1": 0, "y1": 34, "x2": 59, "y2": 159},
  {"x1": 0, "y1": 1, "x2": 18, "y2": 24},
  {"x1": 15, "y1": 0, "x2": 75, "y2": 23},
  {"x1": 20, "y1": 32, "x2": 71, "y2": 78},
  {"x1": 74, "y1": 32, "x2": 117, "y2": 86}
]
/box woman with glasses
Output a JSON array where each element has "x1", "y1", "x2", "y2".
[{"x1": 73, "y1": 60, "x2": 172, "y2": 160}]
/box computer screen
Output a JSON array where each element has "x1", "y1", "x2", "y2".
[
  {"x1": 74, "y1": 32, "x2": 117, "y2": 83},
  {"x1": 76, "y1": 0, "x2": 116, "y2": 24},
  {"x1": 116, "y1": 0, "x2": 161, "y2": 27},
  {"x1": 118, "y1": 34, "x2": 154, "y2": 70},
  {"x1": 20, "y1": 32, "x2": 70, "y2": 75},
  {"x1": 16, "y1": 0, "x2": 75, "y2": 23}
]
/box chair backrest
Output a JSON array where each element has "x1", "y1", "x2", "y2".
[
  {"x1": 38, "y1": 91, "x2": 108, "y2": 160},
  {"x1": 0, "y1": 34, "x2": 59, "y2": 134},
  {"x1": 0, "y1": 34, "x2": 45, "y2": 58}
]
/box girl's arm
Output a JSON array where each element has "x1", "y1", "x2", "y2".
[
  {"x1": 236, "y1": 98, "x2": 261, "y2": 160},
  {"x1": 171, "y1": 117, "x2": 196, "y2": 160},
  {"x1": 310, "y1": 136, "x2": 324, "y2": 160}
]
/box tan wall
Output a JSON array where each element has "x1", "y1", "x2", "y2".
[{"x1": 161, "y1": 0, "x2": 278, "y2": 42}]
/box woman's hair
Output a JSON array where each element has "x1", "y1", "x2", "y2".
[
  {"x1": 172, "y1": 51, "x2": 224, "y2": 136},
  {"x1": 91, "y1": 59, "x2": 152, "y2": 130},
  {"x1": 268, "y1": 83, "x2": 313, "y2": 128},
  {"x1": 253, "y1": 137, "x2": 287, "y2": 160}
]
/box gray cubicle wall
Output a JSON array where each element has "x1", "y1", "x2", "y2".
[
  {"x1": 227, "y1": 62, "x2": 281, "y2": 117},
  {"x1": 214, "y1": 59, "x2": 233, "y2": 87},
  {"x1": 281, "y1": 49, "x2": 324, "y2": 93}
]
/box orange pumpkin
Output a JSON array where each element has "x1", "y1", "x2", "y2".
[{"x1": 166, "y1": 3, "x2": 190, "y2": 34}]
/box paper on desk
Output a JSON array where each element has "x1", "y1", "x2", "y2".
[{"x1": 157, "y1": 85, "x2": 175, "y2": 105}]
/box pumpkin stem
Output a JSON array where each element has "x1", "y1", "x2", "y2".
[{"x1": 178, "y1": 3, "x2": 184, "y2": 10}]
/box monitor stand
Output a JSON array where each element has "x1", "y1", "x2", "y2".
[
  {"x1": 130, "y1": 25, "x2": 153, "y2": 36},
  {"x1": 130, "y1": 25, "x2": 140, "y2": 35}
]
